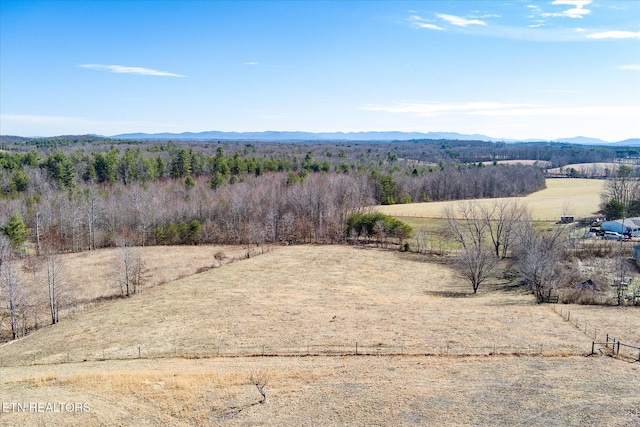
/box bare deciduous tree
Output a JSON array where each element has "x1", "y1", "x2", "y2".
[
  {"x1": 443, "y1": 202, "x2": 487, "y2": 250},
  {"x1": 249, "y1": 370, "x2": 268, "y2": 404},
  {"x1": 513, "y1": 218, "x2": 566, "y2": 302},
  {"x1": 479, "y1": 200, "x2": 527, "y2": 258},
  {"x1": 414, "y1": 227, "x2": 429, "y2": 253},
  {"x1": 444, "y1": 202, "x2": 497, "y2": 294},
  {"x1": 113, "y1": 240, "x2": 147, "y2": 297},
  {"x1": 602, "y1": 165, "x2": 640, "y2": 210},
  {"x1": 372, "y1": 220, "x2": 386, "y2": 247},
  {"x1": 0, "y1": 236, "x2": 28, "y2": 339},
  {"x1": 1, "y1": 261, "x2": 24, "y2": 339},
  {"x1": 45, "y1": 250, "x2": 67, "y2": 325},
  {"x1": 456, "y1": 246, "x2": 497, "y2": 294}
]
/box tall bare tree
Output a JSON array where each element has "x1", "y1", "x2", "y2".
[
  {"x1": 443, "y1": 202, "x2": 487, "y2": 250},
  {"x1": 443, "y1": 202, "x2": 497, "y2": 293},
  {"x1": 602, "y1": 165, "x2": 640, "y2": 212},
  {"x1": 45, "y1": 250, "x2": 67, "y2": 325},
  {"x1": 513, "y1": 218, "x2": 566, "y2": 302},
  {"x1": 479, "y1": 200, "x2": 527, "y2": 258},
  {"x1": 0, "y1": 236, "x2": 28, "y2": 339},
  {"x1": 456, "y1": 245, "x2": 497, "y2": 294},
  {"x1": 113, "y1": 240, "x2": 146, "y2": 297}
]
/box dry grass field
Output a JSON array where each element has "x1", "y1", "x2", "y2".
[
  {"x1": 1, "y1": 355, "x2": 638, "y2": 426},
  {"x1": 376, "y1": 178, "x2": 605, "y2": 222},
  {"x1": 11, "y1": 245, "x2": 253, "y2": 327},
  {"x1": 1, "y1": 245, "x2": 638, "y2": 426},
  {"x1": 546, "y1": 162, "x2": 633, "y2": 176},
  {"x1": 496, "y1": 159, "x2": 551, "y2": 167}
]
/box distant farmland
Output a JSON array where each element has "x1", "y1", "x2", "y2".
[{"x1": 376, "y1": 178, "x2": 604, "y2": 222}]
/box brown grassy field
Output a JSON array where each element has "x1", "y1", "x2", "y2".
[
  {"x1": 9, "y1": 245, "x2": 253, "y2": 333},
  {"x1": 546, "y1": 162, "x2": 633, "y2": 176},
  {"x1": 375, "y1": 178, "x2": 604, "y2": 221},
  {"x1": 496, "y1": 159, "x2": 551, "y2": 167},
  {"x1": 1, "y1": 245, "x2": 638, "y2": 426},
  {"x1": 1, "y1": 355, "x2": 638, "y2": 426}
]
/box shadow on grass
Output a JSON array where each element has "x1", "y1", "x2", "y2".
[{"x1": 424, "y1": 290, "x2": 471, "y2": 298}]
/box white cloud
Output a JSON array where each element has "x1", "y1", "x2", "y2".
[
  {"x1": 618, "y1": 65, "x2": 640, "y2": 71},
  {"x1": 436, "y1": 13, "x2": 487, "y2": 27},
  {"x1": 361, "y1": 102, "x2": 535, "y2": 117},
  {"x1": 547, "y1": 0, "x2": 592, "y2": 18},
  {"x1": 78, "y1": 64, "x2": 185, "y2": 77},
  {"x1": 472, "y1": 105, "x2": 638, "y2": 118},
  {"x1": 360, "y1": 101, "x2": 638, "y2": 119},
  {"x1": 408, "y1": 15, "x2": 444, "y2": 31},
  {"x1": 0, "y1": 114, "x2": 176, "y2": 137},
  {"x1": 587, "y1": 31, "x2": 640, "y2": 39}
]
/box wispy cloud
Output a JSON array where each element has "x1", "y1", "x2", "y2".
[
  {"x1": 408, "y1": 15, "x2": 444, "y2": 31},
  {"x1": 587, "y1": 31, "x2": 640, "y2": 39},
  {"x1": 0, "y1": 114, "x2": 181, "y2": 136},
  {"x1": 618, "y1": 65, "x2": 640, "y2": 71},
  {"x1": 245, "y1": 62, "x2": 259, "y2": 65},
  {"x1": 360, "y1": 101, "x2": 638, "y2": 119},
  {"x1": 542, "y1": 0, "x2": 592, "y2": 19},
  {"x1": 78, "y1": 64, "x2": 186, "y2": 77},
  {"x1": 361, "y1": 102, "x2": 534, "y2": 117},
  {"x1": 436, "y1": 14, "x2": 487, "y2": 27}
]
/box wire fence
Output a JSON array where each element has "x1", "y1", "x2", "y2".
[
  {"x1": 554, "y1": 305, "x2": 640, "y2": 362},
  {"x1": 0, "y1": 340, "x2": 584, "y2": 368},
  {"x1": 1, "y1": 305, "x2": 635, "y2": 367}
]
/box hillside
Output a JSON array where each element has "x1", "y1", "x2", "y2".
[
  {"x1": 0, "y1": 246, "x2": 588, "y2": 363},
  {"x1": 376, "y1": 178, "x2": 605, "y2": 221},
  {"x1": 0, "y1": 246, "x2": 638, "y2": 425},
  {"x1": 0, "y1": 246, "x2": 638, "y2": 426}
]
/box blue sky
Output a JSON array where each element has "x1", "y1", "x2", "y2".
[{"x1": 1, "y1": 0, "x2": 639, "y2": 141}]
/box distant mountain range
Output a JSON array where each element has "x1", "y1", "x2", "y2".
[
  {"x1": 110, "y1": 131, "x2": 640, "y2": 146},
  {"x1": 2, "y1": 131, "x2": 639, "y2": 146},
  {"x1": 112, "y1": 130, "x2": 506, "y2": 142}
]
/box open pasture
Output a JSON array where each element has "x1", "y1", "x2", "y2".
[
  {"x1": 12, "y1": 245, "x2": 251, "y2": 321},
  {"x1": 1, "y1": 245, "x2": 638, "y2": 426},
  {"x1": 376, "y1": 178, "x2": 604, "y2": 222},
  {"x1": 0, "y1": 355, "x2": 638, "y2": 426},
  {"x1": 496, "y1": 159, "x2": 551, "y2": 167},
  {"x1": 547, "y1": 162, "x2": 639, "y2": 176},
  {"x1": 1, "y1": 246, "x2": 594, "y2": 363}
]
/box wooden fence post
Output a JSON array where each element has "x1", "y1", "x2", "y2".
[
  {"x1": 355, "y1": 342, "x2": 358, "y2": 355},
  {"x1": 591, "y1": 342, "x2": 595, "y2": 355},
  {"x1": 138, "y1": 346, "x2": 141, "y2": 358}
]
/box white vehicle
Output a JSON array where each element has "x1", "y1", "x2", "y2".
[{"x1": 603, "y1": 231, "x2": 623, "y2": 241}]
